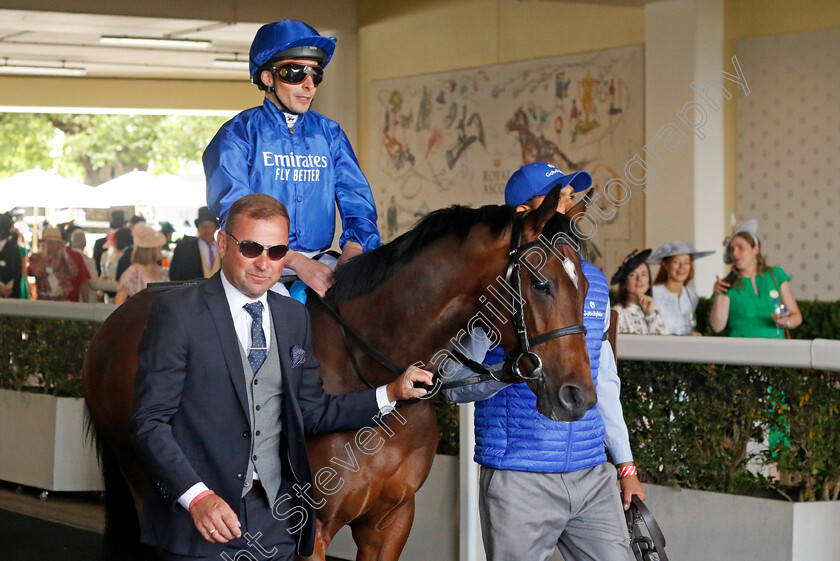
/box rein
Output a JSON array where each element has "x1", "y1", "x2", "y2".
[
  {"x1": 314, "y1": 212, "x2": 587, "y2": 392},
  {"x1": 499, "y1": 213, "x2": 586, "y2": 382}
]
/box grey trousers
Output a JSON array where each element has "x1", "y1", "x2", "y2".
[{"x1": 479, "y1": 463, "x2": 633, "y2": 561}]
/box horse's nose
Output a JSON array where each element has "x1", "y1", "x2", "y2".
[{"x1": 558, "y1": 383, "x2": 589, "y2": 412}]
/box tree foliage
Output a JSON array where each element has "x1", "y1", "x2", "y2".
[{"x1": 0, "y1": 113, "x2": 228, "y2": 185}]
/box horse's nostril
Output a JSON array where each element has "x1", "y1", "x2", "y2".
[{"x1": 558, "y1": 384, "x2": 586, "y2": 410}]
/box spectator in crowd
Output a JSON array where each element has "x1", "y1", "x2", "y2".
[
  {"x1": 0, "y1": 212, "x2": 22, "y2": 299},
  {"x1": 710, "y1": 221, "x2": 802, "y2": 338},
  {"x1": 169, "y1": 207, "x2": 221, "y2": 281},
  {"x1": 100, "y1": 227, "x2": 133, "y2": 302},
  {"x1": 92, "y1": 210, "x2": 126, "y2": 277},
  {"x1": 70, "y1": 229, "x2": 118, "y2": 302},
  {"x1": 116, "y1": 214, "x2": 148, "y2": 281},
  {"x1": 649, "y1": 241, "x2": 714, "y2": 336},
  {"x1": 611, "y1": 248, "x2": 667, "y2": 335},
  {"x1": 159, "y1": 221, "x2": 176, "y2": 250},
  {"x1": 116, "y1": 223, "x2": 169, "y2": 305},
  {"x1": 27, "y1": 226, "x2": 90, "y2": 302}
]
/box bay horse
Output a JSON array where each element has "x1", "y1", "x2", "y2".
[{"x1": 82, "y1": 188, "x2": 595, "y2": 561}]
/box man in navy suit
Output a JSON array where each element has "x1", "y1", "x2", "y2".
[{"x1": 131, "y1": 193, "x2": 430, "y2": 561}]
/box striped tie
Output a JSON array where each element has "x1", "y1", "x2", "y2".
[{"x1": 243, "y1": 302, "x2": 267, "y2": 373}]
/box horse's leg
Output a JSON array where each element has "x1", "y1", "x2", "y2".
[
  {"x1": 350, "y1": 498, "x2": 416, "y2": 561},
  {"x1": 295, "y1": 519, "x2": 331, "y2": 561}
]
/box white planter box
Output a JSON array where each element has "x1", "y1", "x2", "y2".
[
  {"x1": 0, "y1": 389, "x2": 103, "y2": 492},
  {"x1": 643, "y1": 485, "x2": 840, "y2": 561},
  {"x1": 328, "y1": 453, "x2": 840, "y2": 561}
]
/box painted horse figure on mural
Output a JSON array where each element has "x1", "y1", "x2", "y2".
[
  {"x1": 506, "y1": 106, "x2": 583, "y2": 171},
  {"x1": 83, "y1": 188, "x2": 594, "y2": 561}
]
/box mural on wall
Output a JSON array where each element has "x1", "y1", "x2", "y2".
[
  {"x1": 737, "y1": 28, "x2": 839, "y2": 301},
  {"x1": 368, "y1": 45, "x2": 645, "y2": 274}
]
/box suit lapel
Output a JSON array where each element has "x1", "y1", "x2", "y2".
[
  {"x1": 268, "y1": 293, "x2": 295, "y2": 396},
  {"x1": 203, "y1": 273, "x2": 250, "y2": 415}
]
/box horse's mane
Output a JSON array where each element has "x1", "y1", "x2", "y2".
[
  {"x1": 328, "y1": 204, "x2": 516, "y2": 304},
  {"x1": 327, "y1": 204, "x2": 582, "y2": 305}
]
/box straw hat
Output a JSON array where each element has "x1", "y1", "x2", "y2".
[
  {"x1": 40, "y1": 227, "x2": 64, "y2": 243},
  {"x1": 132, "y1": 223, "x2": 166, "y2": 249},
  {"x1": 648, "y1": 241, "x2": 714, "y2": 264}
]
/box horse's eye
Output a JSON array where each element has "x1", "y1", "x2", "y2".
[{"x1": 532, "y1": 279, "x2": 551, "y2": 294}]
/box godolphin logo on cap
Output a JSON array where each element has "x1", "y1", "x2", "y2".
[{"x1": 544, "y1": 164, "x2": 564, "y2": 178}]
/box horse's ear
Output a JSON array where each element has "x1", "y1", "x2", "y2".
[
  {"x1": 527, "y1": 184, "x2": 561, "y2": 234},
  {"x1": 566, "y1": 188, "x2": 591, "y2": 222}
]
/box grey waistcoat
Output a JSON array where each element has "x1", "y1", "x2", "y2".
[{"x1": 237, "y1": 325, "x2": 284, "y2": 503}]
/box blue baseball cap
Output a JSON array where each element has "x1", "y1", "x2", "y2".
[{"x1": 504, "y1": 162, "x2": 593, "y2": 207}]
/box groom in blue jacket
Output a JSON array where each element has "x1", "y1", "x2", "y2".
[{"x1": 446, "y1": 162, "x2": 645, "y2": 561}]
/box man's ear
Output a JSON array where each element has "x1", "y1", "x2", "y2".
[
  {"x1": 566, "y1": 188, "x2": 591, "y2": 222},
  {"x1": 524, "y1": 185, "x2": 561, "y2": 236},
  {"x1": 217, "y1": 230, "x2": 227, "y2": 259},
  {"x1": 260, "y1": 70, "x2": 275, "y2": 91}
]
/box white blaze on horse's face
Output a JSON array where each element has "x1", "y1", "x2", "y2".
[{"x1": 561, "y1": 256, "x2": 578, "y2": 288}]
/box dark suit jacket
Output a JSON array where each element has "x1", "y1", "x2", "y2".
[
  {"x1": 168, "y1": 236, "x2": 204, "y2": 281},
  {"x1": 116, "y1": 245, "x2": 133, "y2": 281},
  {"x1": 131, "y1": 272, "x2": 379, "y2": 557},
  {"x1": 0, "y1": 239, "x2": 22, "y2": 299},
  {"x1": 92, "y1": 236, "x2": 106, "y2": 277}
]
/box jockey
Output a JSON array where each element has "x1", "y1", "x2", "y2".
[{"x1": 204, "y1": 19, "x2": 381, "y2": 297}]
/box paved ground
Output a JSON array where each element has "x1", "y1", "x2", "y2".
[
  {"x1": 0, "y1": 482, "x2": 104, "y2": 533},
  {"x1": 0, "y1": 481, "x2": 348, "y2": 560}
]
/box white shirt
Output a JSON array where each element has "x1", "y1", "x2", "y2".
[
  {"x1": 221, "y1": 271, "x2": 272, "y2": 354},
  {"x1": 178, "y1": 271, "x2": 395, "y2": 509},
  {"x1": 652, "y1": 284, "x2": 698, "y2": 335}
]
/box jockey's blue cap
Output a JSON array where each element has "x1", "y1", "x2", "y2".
[
  {"x1": 504, "y1": 162, "x2": 593, "y2": 207},
  {"x1": 249, "y1": 20, "x2": 337, "y2": 82}
]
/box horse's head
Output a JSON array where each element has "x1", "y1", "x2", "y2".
[{"x1": 487, "y1": 187, "x2": 595, "y2": 422}]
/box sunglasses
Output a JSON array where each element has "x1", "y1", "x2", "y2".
[
  {"x1": 272, "y1": 63, "x2": 324, "y2": 86},
  {"x1": 226, "y1": 232, "x2": 289, "y2": 261}
]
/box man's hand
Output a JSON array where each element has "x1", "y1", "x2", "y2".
[
  {"x1": 386, "y1": 365, "x2": 434, "y2": 402},
  {"x1": 617, "y1": 462, "x2": 646, "y2": 510},
  {"x1": 285, "y1": 250, "x2": 334, "y2": 296},
  {"x1": 189, "y1": 493, "x2": 242, "y2": 543},
  {"x1": 713, "y1": 275, "x2": 732, "y2": 296},
  {"x1": 0, "y1": 279, "x2": 13, "y2": 298},
  {"x1": 337, "y1": 241, "x2": 363, "y2": 268}
]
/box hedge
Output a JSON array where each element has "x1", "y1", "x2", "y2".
[{"x1": 2, "y1": 297, "x2": 838, "y2": 500}]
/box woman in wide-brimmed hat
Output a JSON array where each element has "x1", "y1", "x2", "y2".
[
  {"x1": 115, "y1": 223, "x2": 168, "y2": 305},
  {"x1": 649, "y1": 241, "x2": 714, "y2": 336},
  {"x1": 610, "y1": 248, "x2": 668, "y2": 335},
  {"x1": 710, "y1": 220, "x2": 801, "y2": 338}
]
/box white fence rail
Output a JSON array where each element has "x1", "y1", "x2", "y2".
[{"x1": 3, "y1": 300, "x2": 840, "y2": 561}]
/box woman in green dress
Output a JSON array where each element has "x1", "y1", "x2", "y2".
[{"x1": 709, "y1": 222, "x2": 802, "y2": 338}]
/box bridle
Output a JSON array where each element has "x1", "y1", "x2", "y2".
[
  {"x1": 501, "y1": 212, "x2": 586, "y2": 383},
  {"x1": 313, "y1": 212, "x2": 586, "y2": 391}
]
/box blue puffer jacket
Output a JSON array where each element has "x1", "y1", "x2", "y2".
[
  {"x1": 204, "y1": 99, "x2": 381, "y2": 253},
  {"x1": 474, "y1": 260, "x2": 609, "y2": 472}
]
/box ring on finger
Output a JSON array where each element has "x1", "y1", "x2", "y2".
[{"x1": 209, "y1": 528, "x2": 216, "y2": 535}]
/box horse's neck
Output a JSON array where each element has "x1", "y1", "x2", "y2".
[{"x1": 317, "y1": 238, "x2": 504, "y2": 390}]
